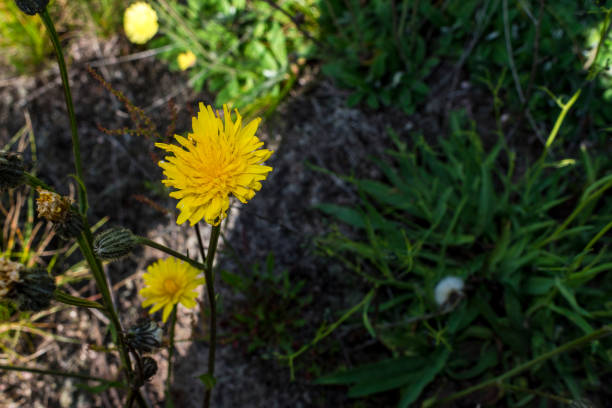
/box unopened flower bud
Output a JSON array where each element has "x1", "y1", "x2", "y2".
[
  {"x1": 14, "y1": 0, "x2": 49, "y2": 15},
  {"x1": 141, "y1": 357, "x2": 158, "y2": 381},
  {"x1": 0, "y1": 152, "x2": 26, "y2": 191},
  {"x1": 0, "y1": 257, "x2": 24, "y2": 298},
  {"x1": 36, "y1": 189, "x2": 83, "y2": 240},
  {"x1": 434, "y1": 276, "x2": 464, "y2": 307},
  {"x1": 93, "y1": 227, "x2": 137, "y2": 261},
  {"x1": 9, "y1": 267, "x2": 56, "y2": 311},
  {"x1": 127, "y1": 318, "x2": 163, "y2": 353}
]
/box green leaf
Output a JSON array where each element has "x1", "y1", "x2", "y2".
[
  {"x1": 53, "y1": 290, "x2": 104, "y2": 309},
  {"x1": 548, "y1": 304, "x2": 593, "y2": 334},
  {"x1": 362, "y1": 294, "x2": 375, "y2": 338},
  {"x1": 447, "y1": 345, "x2": 498, "y2": 380},
  {"x1": 267, "y1": 23, "x2": 287, "y2": 65},
  {"x1": 316, "y1": 356, "x2": 427, "y2": 386},
  {"x1": 398, "y1": 347, "x2": 450, "y2": 407},
  {"x1": 316, "y1": 204, "x2": 366, "y2": 228},
  {"x1": 198, "y1": 373, "x2": 217, "y2": 390},
  {"x1": 347, "y1": 92, "x2": 364, "y2": 107}
]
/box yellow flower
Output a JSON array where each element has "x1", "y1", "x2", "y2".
[
  {"x1": 140, "y1": 258, "x2": 204, "y2": 322},
  {"x1": 124, "y1": 2, "x2": 158, "y2": 45},
  {"x1": 177, "y1": 51, "x2": 197, "y2": 71},
  {"x1": 156, "y1": 104, "x2": 273, "y2": 226}
]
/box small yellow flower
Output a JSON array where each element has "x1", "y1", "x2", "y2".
[
  {"x1": 124, "y1": 2, "x2": 158, "y2": 45},
  {"x1": 177, "y1": 51, "x2": 197, "y2": 71},
  {"x1": 140, "y1": 258, "x2": 204, "y2": 322},
  {"x1": 156, "y1": 104, "x2": 273, "y2": 226}
]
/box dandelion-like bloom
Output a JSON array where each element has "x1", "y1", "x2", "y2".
[
  {"x1": 177, "y1": 51, "x2": 197, "y2": 71},
  {"x1": 140, "y1": 258, "x2": 205, "y2": 322},
  {"x1": 124, "y1": 2, "x2": 158, "y2": 44},
  {"x1": 156, "y1": 104, "x2": 273, "y2": 226},
  {"x1": 434, "y1": 276, "x2": 464, "y2": 307}
]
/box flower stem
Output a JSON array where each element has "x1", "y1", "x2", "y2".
[
  {"x1": 39, "y1": 9, "x2": 87, "y2": 214},
  {"x1": 435, "y1": 325, "x2": 612, "y2": 405},
  {"x1": 196, "y1": 224, "x2": 221, "y2": 408},
  {"x1": 166, "y1": 306, "x2": 178, "y2": 400},
  {"x1": 135, "y1": 236, "x2": 207, "y2": 271}
]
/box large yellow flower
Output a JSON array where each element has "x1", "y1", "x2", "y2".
[
  {"x1": 156, "y1": 104, "x2": 273, "y2": 226},
  {"x1": 140, "y1": 258, "x2": 204, "y2": 322},
  {"x1": 124, "y1": 2, "x2": 158, "y2": 45}
]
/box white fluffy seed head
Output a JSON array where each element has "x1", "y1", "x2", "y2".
[{"x1": 434, "y1": 276, "x2": 465, "y2": 307}]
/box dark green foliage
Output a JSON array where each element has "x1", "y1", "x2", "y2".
[
  {"x1": 314, "y1": 114, "x2": 612, "y2": 405},
  {"x1": 154, "y1": 0, "x2": 317, "y2": 117},
  {"x1": 317, "y1": 0, "x2": 436, "y2": 113}
]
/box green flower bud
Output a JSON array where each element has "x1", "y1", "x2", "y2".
[
  {"x1": 9, "y1": 267, "x2": 56, "y2": 311},
  {"x1": 141, "y1": 357, "x2": 158, "y2": 382},
  {"x1": 127, "y1": 318, "x2": 163, "y2": 353},
  {"x1": 0, "y1": 152, "x2": 26, "y2": 191},
  {"x1": 93, "y1": 227, "x2": 137, "y2": 261},
  {"x1": 14, "y1": 0, "x2": 49, "y2": 15}
]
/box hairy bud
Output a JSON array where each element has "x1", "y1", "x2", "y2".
[
  {"x1": 127, "y1": 318, "x2": 163, "y2": 353},
  {"x1": 93, "y1": 227, "x2": 137, "y2": 261}
]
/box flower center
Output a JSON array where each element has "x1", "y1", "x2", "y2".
[{"x1": 163, "y1": 279, "x2": 179, "y2": 294}]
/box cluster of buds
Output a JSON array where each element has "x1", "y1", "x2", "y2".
[
  {"x1": 0, "y1": 257, "x2": 56, "y2": 312},
  {"x1": 127, "y1": 318, "x2": 162, "y2": 383},
  {"x1": 36, "y1": 188, "x2": 83, "y2": 240},
  {"x1": 93, "y1": 227, "x2": 138, "y2": 261}
]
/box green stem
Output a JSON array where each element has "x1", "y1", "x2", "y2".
[
  {"x1": 197, "y1": 224, "x2": 221, "y2": 408},
  {"x1": 435, "y1": 325, "x2": 612, "y2": 405},
  {"x1": 135, "y1": 236, "x2": 207, "y2": 271},
  {"x1": 499, "y1": 383, "x2": 574, "y2": 404},
  {"x1": 166, "y1": 306, "x2": 178, "y2": 399},
  {"x1": 39, "y1": 9, "x2": 87, "y2": 214},
  {"x1": 77, "y1": 230, "x2": 133, "y2": 377},
  {"x1": 0, "y1": 364, "x2": 124, "y2": 385}
]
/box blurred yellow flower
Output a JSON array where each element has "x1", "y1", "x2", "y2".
[
  {"x1": 156, "y1": 104, "x2": 273, "y2": 226},
  {"x1": 140, "y1": 258, "x2": 204, "y2": 322},
  {"x1": 177, "y1": 51, "x2": 197, "y2": 71},
  {"x1": 124, "y1": 2, "x2": 158, "y2": 44}
]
